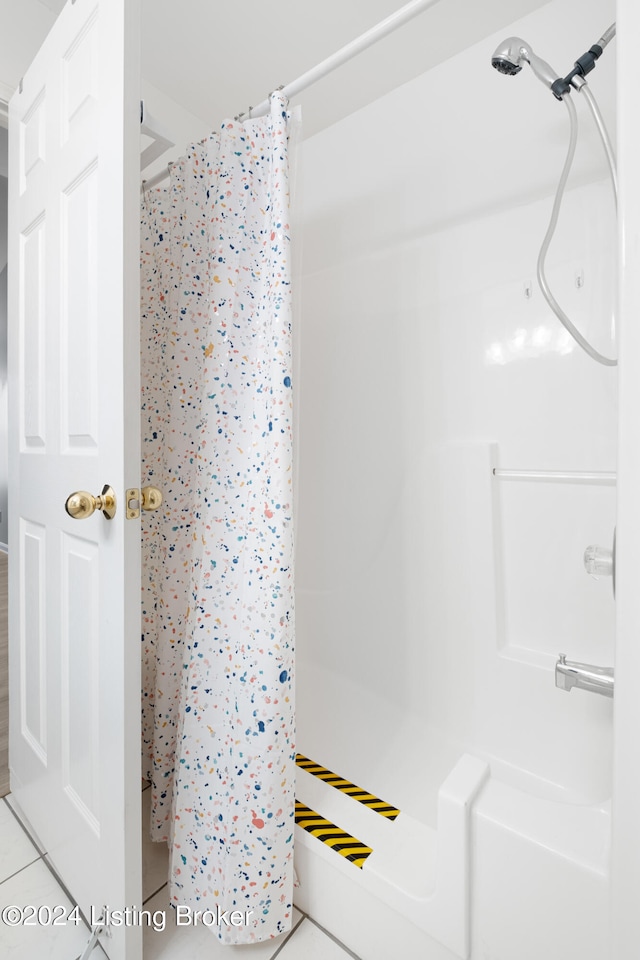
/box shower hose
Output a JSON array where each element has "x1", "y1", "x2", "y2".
[{"x1": 537, "y1": 83, "x2": 618, "y2": 366}]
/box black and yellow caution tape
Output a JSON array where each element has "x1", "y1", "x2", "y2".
[
  {"x1": 294, "y1": 801, "x2": 373, "y2": 869},
  {"x1": 296, "y1": 753, "x2": 400, "y2": 821}
]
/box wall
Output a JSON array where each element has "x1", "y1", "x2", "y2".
[
  {"x1": 140, "y1": 78, "x2": 211, "y2": 184},
  {"x1": 294, "y1": 0, "x2": 617, "y2": 807},
  {"x1": 0, "y1": 125, "x2": 7, "y2": 547}
]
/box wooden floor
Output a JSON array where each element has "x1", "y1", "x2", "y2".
[{"x1": 0, "y1": 551, "x2": 8, "y2": 798}]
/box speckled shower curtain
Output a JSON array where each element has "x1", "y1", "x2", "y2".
[{"x1": 140, "y1": 92, "x2": 296, "y2": 944}]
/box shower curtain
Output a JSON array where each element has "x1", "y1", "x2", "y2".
[{"x1": 140, "y1": 92, "x2": 296, "y2": 944}]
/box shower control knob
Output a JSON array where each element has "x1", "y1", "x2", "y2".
[
  {"x1": 584, "y1": 544, "x2": 613, "y2": 578},
  {"x1": 584, "y1": 529, "x2": 617, "y2": 600}
]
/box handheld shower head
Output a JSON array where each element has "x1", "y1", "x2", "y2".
[
  {"x1": 491, "y1": 37, "x2": 560, "y2": 89},
  {"x1": 492, "y1": 56, "x2": 521, "y2": 76},
  {"x1": 491, "y1": 38, "x2": 523, "y2": 76}
]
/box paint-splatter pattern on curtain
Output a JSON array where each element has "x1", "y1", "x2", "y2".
[{"x1": 140, "y1": 93, "x2": 296, "y2": 944}]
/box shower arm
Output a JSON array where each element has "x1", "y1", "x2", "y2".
[{"x1": 550, "y1": 23, "x2": 616, "y2": 100}]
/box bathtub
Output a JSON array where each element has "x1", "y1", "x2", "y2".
[{"x1": 293, "y1": 657, "x2": 610, "y2": 960}]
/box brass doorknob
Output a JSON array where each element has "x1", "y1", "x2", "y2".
[
  {"x1": 141, "y1": 486, "x2": 162, "y2": 511},
  {"x1": 65, "y1": 484, "x2": 117, "y2": 520}
]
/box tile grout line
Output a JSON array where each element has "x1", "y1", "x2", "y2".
[
  {"x1": 307, "y1": 916, "x2": 364, "y2": 960},
  {"x1": 0, "y1": 854, "x2": 44, "y2": 888},
  {"x1": 142, "y1": 881, "x2": 306, "y2": 953},
  {"x1": 3, "y1": 795, "x2": 47, "y2": 858},
  {"x1": 39, "y1": 853, "x2": 92, "y2": 935},
  {"x1": 0, "y1": 795, "x2": 96, "y2": 948},
  {"x1": 0, "y1": 789, "x2": 40, "y2": 883},
  {"x1": 143, "y1": 881, "x2": 168, "y2": 906},
  {"x1": 0, "y1": 796, "x2": 94, "y2": 944},
  {"x1": 268, "y1": 909, "x2": 307, "y2": 960}
]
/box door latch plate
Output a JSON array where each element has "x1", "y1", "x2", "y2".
[{"x1": 126, "y1": 488, "x2": 140, "y2": 520}]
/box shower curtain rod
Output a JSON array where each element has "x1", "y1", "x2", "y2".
[{"x1": 141, "y1": 0, "x2": 445, "y2": 191}]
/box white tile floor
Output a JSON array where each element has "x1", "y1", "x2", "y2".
[{"x1": 0, "y1": 792, "x2": 359, "y2": 959}]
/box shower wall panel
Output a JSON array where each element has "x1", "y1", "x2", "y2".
[{"x1": 296, "y1": 0, "x2": 617, "y2": 807}]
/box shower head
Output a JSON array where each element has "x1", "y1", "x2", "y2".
[
  {"x1": 492, "y1": 57, "x2": 521, "y2": 76},
  {"x1": 491, "y1": 37, "x2": 560, "y2": 90}
]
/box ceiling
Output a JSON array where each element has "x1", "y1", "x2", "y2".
[{"x1": 1, "y1": 0, "x2": 549, "y2": 140}]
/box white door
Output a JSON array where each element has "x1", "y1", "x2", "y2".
[{"x1": 7, "y1": 1, "x2": 141, "y2": 958}]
